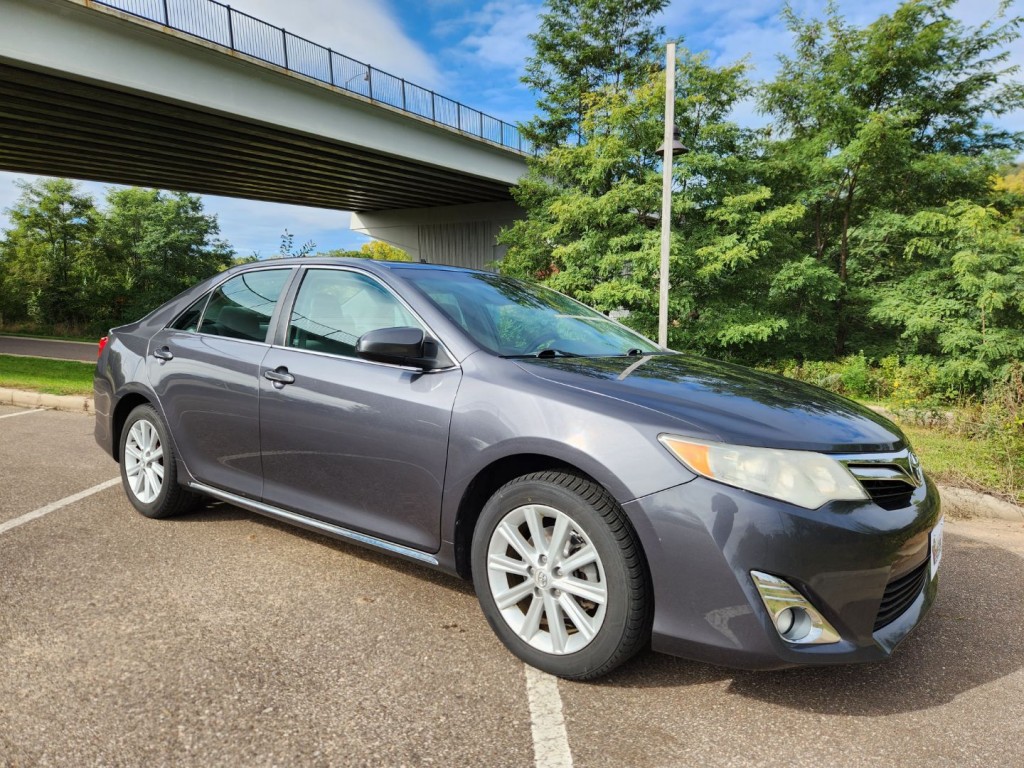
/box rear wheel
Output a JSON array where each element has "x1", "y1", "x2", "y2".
[
  {"x1": 119, "y1": 404, "x2": 199, "y2": 519},
  {"x1": 471, "y1": 471, "x2": 651, "y2": 680}
]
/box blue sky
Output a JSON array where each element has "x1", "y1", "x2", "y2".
[{"x1": 1, "y1": 0, "x2": 1020, "y2": 257}]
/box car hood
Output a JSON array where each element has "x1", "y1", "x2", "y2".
[{"x1": 514, "y1": 354, "x2": 906, "y2": 453}]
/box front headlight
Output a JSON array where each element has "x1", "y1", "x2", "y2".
[{"x1": 659, "y1": 435, "x2": 868, "y2": 509}]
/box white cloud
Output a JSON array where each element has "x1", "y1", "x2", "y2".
[
  {"x1": 455, "y1": 2, "x2": 542, "y2": 73},
  {"x1": 227, "y1": 0, "x2": 443, "y2": 88}
]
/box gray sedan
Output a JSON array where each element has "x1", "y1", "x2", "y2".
[{"x1": 95, "y1": 258, "x2": 941, "y2": 679}]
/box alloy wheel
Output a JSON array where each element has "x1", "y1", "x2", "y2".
[
  {"x1": 486, "y1": 503, "x2": 607, "y2": 655},
  {"x1": 124, "y1": 419, "x2": 164, "y2": 504}
]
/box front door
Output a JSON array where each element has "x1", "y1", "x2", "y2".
[{"x1": 258, "y1": 267, "x2": 461, "y2": 552}]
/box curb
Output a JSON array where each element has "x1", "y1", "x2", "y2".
[
  {"x1": 937, "y1": 485, "x2": 1023, "y2": 523},
  {"x1": 1, "y1": 387, "x2": 1020, "y2": 523},
  {"x1": 0, "y1": 387, "x2": 94, "y2": 414}
]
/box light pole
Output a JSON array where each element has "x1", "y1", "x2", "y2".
[{"x1": 655, "y1": 42, "x2": 688, "y2": 349}]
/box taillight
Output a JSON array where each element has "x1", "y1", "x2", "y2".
[{"x1": 97, "y1": 336, "x2": 109, "y2": 359}]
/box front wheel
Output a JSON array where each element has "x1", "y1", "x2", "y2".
[
  {"x1": 471, "y1": 471, "x2": 651, "y2": 680},
  {"x1": 119, "y1": 404, "x2": 199, "y2": 519}
]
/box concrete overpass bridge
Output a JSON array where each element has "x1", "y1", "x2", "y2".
[{"x1": 0, "y1": 0, "x2": 528, "y2": 267}]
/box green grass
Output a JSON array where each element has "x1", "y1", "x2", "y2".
[
  {"x1": 902, "y1": 424, "x2": 1023, "y2": 504},
  {"x1": 0, "y1": 354, "x2": 95, "y2": 396}
]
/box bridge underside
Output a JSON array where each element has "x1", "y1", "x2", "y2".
[{"x1": 0, "y1": 63, "x2": 513, "y2": 212}]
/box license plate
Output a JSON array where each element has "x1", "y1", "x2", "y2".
[{"x1": 930, "y1": 517, "x2": 944, "y2": 579}]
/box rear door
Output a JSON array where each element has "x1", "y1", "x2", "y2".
[
  {"x1": 258, "y1": 266, "x2": 461, "y2": 551},
  {"x1": 148, "y1": 267, "x2": 293, "y2": 499}
]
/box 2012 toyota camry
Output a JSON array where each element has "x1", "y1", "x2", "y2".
[{"x1": 94, "y1": 258, "x2": 942, "y2": 679}]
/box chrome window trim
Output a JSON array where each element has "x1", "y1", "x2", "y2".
[
  {"x1": 283, "y1": 264, "x2": 461, "y2": 370},
  {"x1": 267, "y1": 342, "x2": 460, "y2": 373}
]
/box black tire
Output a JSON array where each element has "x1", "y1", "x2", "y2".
[
  {"x1": 471, "y1": 470, "x2": 651, "y2": 680},
  {"x1": 119, "y1": 404, "x2": 200, "y2": 519}
]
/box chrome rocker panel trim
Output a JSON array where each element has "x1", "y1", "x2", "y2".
[{"x1": 188, "y1": 481, "x2": 439, "y2": 565}]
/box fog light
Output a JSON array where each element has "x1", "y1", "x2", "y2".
[
  {"x1": 751, "y1": 571, "x2": 841, "y2": 645},
  {"x1": 775, "y1": 607, "x2": 795, "y2": 635}
]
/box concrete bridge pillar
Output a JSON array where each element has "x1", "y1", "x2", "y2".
[{"x1": 350, "y1": 201, "x2": 523, "y2": 271}]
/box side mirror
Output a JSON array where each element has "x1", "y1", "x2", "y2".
[{"x1": 355, "y1": 327, "x2": 439, "y2": 369}]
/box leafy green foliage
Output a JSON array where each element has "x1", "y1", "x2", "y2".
[
  {"x1": 503, "y1": 49, "x2": 822, "y2": 360},
  {"x1": 522, "y1": 0, "x2": 667, "y2": 149},
  {"x1": 758, "y1": 0, "x2": 1024, "y2": 357},
  {"x1": 99, "y1": 188, "x2": 234, "y2": 322},
  {"x1": 317, "y1": 241, "x2": 412, "y2": 261},
  {"x1": 507, "y1": 0, "x2": 1024, "y2": 392},
  {"x1": 0, "y1": 179, "x2": 99, "y2": 327},
  {"x1": 0, "y1": 180, "x2": 233, "y2": 334},
  {"x1": 870, "y1": 200, "x2": 1024, "y2": 389},
  {"x1": 277, "y1": 229, "x2": 317, "y2": 258}
]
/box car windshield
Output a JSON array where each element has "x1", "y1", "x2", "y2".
[{"x1": 398, "y1": 269, "x2": 662, "y2": 358}]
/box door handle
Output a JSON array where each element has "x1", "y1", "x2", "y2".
[
  {"x1": 152, "y1": 346, "x2": 174, "y2": 361},
  {"x1": 264, "y1": 367, "x2": 295, "y2": 388}
]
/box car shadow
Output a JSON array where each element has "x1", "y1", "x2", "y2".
[
  {"x1": 598, "y1": 533, "x2": 1024, "y2": 716},
  {"x1": 174, "y1": 499, "x2": 475, "y2": 596}
]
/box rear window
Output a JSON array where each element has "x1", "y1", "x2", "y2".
[
  {"x1": 198, "y1": 270, "x2": 291, "y2": 343},
  {"x1": 168, "y1": 294, "x2": 209, "y2": 333}
]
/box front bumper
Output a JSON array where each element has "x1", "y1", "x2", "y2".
[{"x1": 623, "y1": 474, "x2": 941, "y2": 670}]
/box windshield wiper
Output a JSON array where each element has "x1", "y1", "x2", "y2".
[{"x1": 501, "y1": 349, "x2": 583, "y2": 359}]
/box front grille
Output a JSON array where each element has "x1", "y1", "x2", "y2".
[
  {"x1": 841, "y1": 453, "x2": 922, "y2": 511},
  {"x1": 874, "y1": 559, "x2": 929, "y2": 631},
  {"x1": 859, "y1": 478, "x2": 915, "y2": 510}
]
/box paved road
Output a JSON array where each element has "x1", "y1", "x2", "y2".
[
  {"x1": 1, "y1": 405, "x2": 1023, "y2": 766},
  {"x1": 0, "y1": 335, "x2": 97, "y2": 363}
]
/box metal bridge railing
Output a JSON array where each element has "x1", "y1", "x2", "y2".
[{"x1": 93, "y1": 0, "x2": 533, "y2": 155}]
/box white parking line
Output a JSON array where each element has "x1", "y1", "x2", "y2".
[
  {"x1": 0, "y1": 478, "x2": 120, "y2": 536},
  {"x1": 524, "y1": 665, "x2": 574, "y2": 768},
  {"x1": 0, "y1": 408, "x2": 47, "y2": 420}
]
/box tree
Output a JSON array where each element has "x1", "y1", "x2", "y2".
[
  {"x1": 99, "y1": 188, "x2": 233, "y2": 323},
  {"x1": 318, "y1": 241, "x2": 412, "y2": 261},
  {"x1": 0, "y1": 178, "x2": 100, "y2": 326},
  {"x1": 502, "y1": 50, "x2": 812, "y2": 358},
  {"x1": 277, "y1": 229, "x2": 316, "y2": 258},
  {"x1": 522, "y1": 0, "x2": 667, "y2": 149},
  {"x1": 358, "y1": 241, "x2": 411, "y2": 261},
  {"x1": 869, "y1": 198, "x2": 1024, "y2": 390},
  {"x1": 758, "y1": 0, "x2": 1024, "y2": 357}
]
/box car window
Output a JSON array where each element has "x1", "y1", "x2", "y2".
[
  {"x1": 288, "y1": 269, "x2": 423, "y2": 358},
  {"x1": 168, "y1": 294, "x2": 210, "y2": 333},
  {"x1": 199, "y1": 270, "x2": 290, "y2": 342}
]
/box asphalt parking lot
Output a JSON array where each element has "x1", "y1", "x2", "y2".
[{"x1": 1, "y1": 405, "x2": 1023, "y2": 767}]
